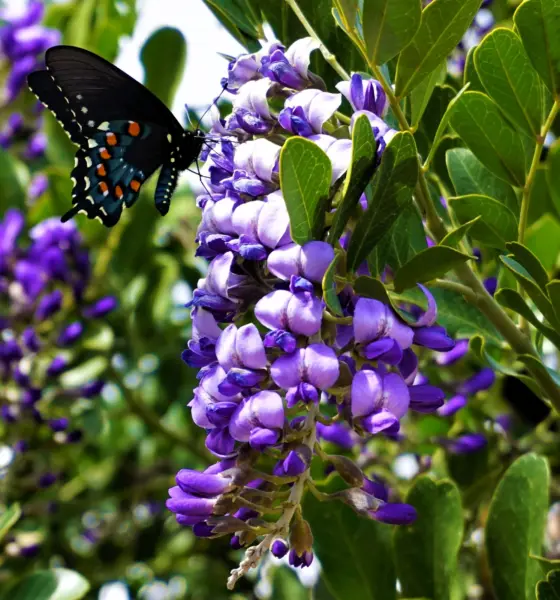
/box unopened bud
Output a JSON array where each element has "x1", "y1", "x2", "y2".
[
  {"x1": 289, "y1": 514, "x2": 313, "y2": 556},
  {"x1": 328, "y1": 455, "x2": 364, "y2": 487}
]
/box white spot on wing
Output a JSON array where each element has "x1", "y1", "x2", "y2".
[
  {"x1": 88, "y1": 139, "x2": 98, "y2": 148},
  {"x1": 98, "y1": 122, "x2": 110, "y2": 131}
]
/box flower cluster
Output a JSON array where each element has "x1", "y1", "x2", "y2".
[
  {"x1": 169, "y1": 38, "x2": 457, "y2": 588},
  {"x1": 0, "y1": 209, "x2": 116, "y2": 517},
  {"x1": 0, "y1": 0, "x2": 59, "y2": 202}
]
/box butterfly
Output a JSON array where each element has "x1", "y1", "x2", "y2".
[{"x1": 27, "y1": 45, "x2": 206, "y2": 227}]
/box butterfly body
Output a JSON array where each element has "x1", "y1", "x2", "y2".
[{"x1": 28, "y1": 46, "x2": 204, "y2": 226}]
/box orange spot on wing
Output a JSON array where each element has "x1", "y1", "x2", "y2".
[
  {"x1": 106, "y1": 132, "x2": 118, "y2": 146},
  {"x1": 128, "y1": 121, "x2": 141, "y2": 137},
  {"x1": 115, "y1": 185, "x2": 124, "y2": 199},
  {"x1": 96, "y1": 164, "x2": 107, "y2": 176},
  {"x1": 99, "y1": 147, "x2": 111, "y2": 160},
  {"x1": 99, "y1": 181, "x2": 108, "y2": 193},
  {"x1": 130, "y1": 179, "x2": 141, "y2": 192}
]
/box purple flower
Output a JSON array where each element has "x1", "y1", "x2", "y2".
[
  {"x1": 354, "y1": 298, "x2": 414, "y2": 350},
  {"x1": 458, "y1": 368, "x2": 495, "y2": 395},
  {"x1": 28, "y1": 173, "x2": 48, "y2": 201},
  {"x1": 57, "y1": 321, "x2": 83, "y2": 347},
  {"x1": 271, "y1": 539, "x2": 289, "y2": 558},
  {"x1": 35, "y1": 289, "x2": 63, "y2": 321},
  {"x1": 271, "y1": 344, "x2": 339, "y2": 391},
  {"x1": 83, "y1": 296, "x2": 118, "y2": 319},
  {"x1": 351, "y1": 369, "x2": 409, "y2": 434},
  {"x1": 370, "y1": 502, "x2": 417, "y2": 525},
  {"x1": 279, "y1": 89, "x2": 341, "y2": 136},
  {"x1": 336, "y1": 73, "x2": 387, "y2": 116},
  {"x1": 260, "y1": 37, "x2": 320, "y2": 89},
  {"x1": 446, "y1": 433, "x2": 487, "y2": 454},
  {"x1": 229, "y1": 390, "x2": 285, "y2": 448},
  {"x1": 437, "y1": 394, "x2": 467, "y2": 417},
  {"x1": 267, "y1": 241, "x2": 334, "y2": 283}
]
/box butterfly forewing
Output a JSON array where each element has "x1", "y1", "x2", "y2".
[{"x1": 28, "y1": 45, "x2": 204, "y2": 226}]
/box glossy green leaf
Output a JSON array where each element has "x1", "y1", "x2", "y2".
[
  {"x1": 280, "y1": 137, "x2": 332, "y2": 244},
  {"x1": 354, "y1": 276, "x2": 391, "y2": 305},
  {"x1": 446, "y1": 148, "x2": 519, "y2": 213},
  {"x1": 393, "y1": 246, "x2": 473, "y2": 292},
  {"x1": 347, "y1": 132, "x2": 418, "y2": 271},
  {"x1": 410, "y1": 61, "x2": 447, "y2": 128},
  {"x1": 548, "y1": 141, "x2": 560, "y2": 216},
  {"x1": 0, "y1": 504, "x2": 21, "y2": 543},
  {"x1": 537, "y1": 570, "x2": 560, "y2": 600},
  {"x1": 329, "y1": 114, "x2": 377, "y2": 244},
  {"x1": 271, "y1": 567, "x2": 307, "y2": 600},
  {"x1": 486, "y1": 454, "x2": 549, "y2": 600},
  {"x1": 203, "y1": 0, "x2": 262, "y2": 40},
  {"x1": 304, "y1": 493, "x2": 396, "y2": 600},
  {"x1": 449, "y1": 92, "x2": 526, "y2": 187},
  {"x1": 495, "y1": 289, "x2": 560, "y2": 348},
  {"x1": 323, "y1": 252, "x2": 344, "y2": 316},
  {"x1": 64, "y1": 0, "x2": 96, "y2": 47},
  {"x1": 500, "y1": 256, "x2": 560, "y2": 327},
  {"x1": 362, "y1": 0, "x2": 422, "y2": 65},
  {"x1": 448, "y1": 194, "x2": 518, "y2": 249},
  {"x1": 474, "y1": 28, "x2": 543, "y2": 137},
  {"x1": 0, "y1": 149, "x2": 27, "y2": 211},
  {"x1": 395, "y1": 0, "x2": 481, "y2": 97},
  {"x1": 394, "y1": 477, "x2": 463, "y2": 600},
  {"x1": 528, "y1": 167, "x2": 558, "y2": 225},
  {"x1": 514, "y1": 0, "x2": 560, "y2": 94},
  {"x1": 464, "y1": 47, "x2": 484, "y2": 92},
  {"x1": 439, "y1": 217, "x2": 480, "y2": 248},
  {"x1": 420, "y1": 85, "x2": 456, "y2": 144},
  {"x1": 505, "y1": 242, "x2": 549, "y2": 291},
  {"x1": 332, "y1": 0, "x2": 358, "y2": 30},
  {"x1": 532, "y1": 556, "x2": 560, "y2": 578},
  {"x1": 141, "y1": 28, "x2": 187, "y2": 108},
  {"x1": 367, "y1": 203, "x2": 428, "y2": 276},
  {"x1": 525, "y1": 214, "x2": 560, "y2": 275},
  {"x1": 391, "y1": 287, "x2": 501, "y2": 343},
  {"x1": 5, "y1": 568, "x2": 89, "y2": 600}
]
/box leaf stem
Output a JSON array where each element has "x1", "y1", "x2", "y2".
[
  {"x1": 431, "y1": 279, "x2": 478, "y2": 302},
  {"x1": 284, "y1": 0, "x2": 350, "y2": 81},
  {"x1": 518, "y1": 98, "x2": 560, "y2": 244}
]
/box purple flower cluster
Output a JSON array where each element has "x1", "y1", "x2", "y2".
[
  {"x1": 169, "y1": 38, "x2": 457, "y2": 587},
  {"x1": 0, "y1": 0, "x2": 60, "y2": 200},
  {"x1": 0, "y1": 209, "x2": 116, "y2": 468}
]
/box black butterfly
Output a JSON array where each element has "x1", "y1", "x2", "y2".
[{"x1": 27, "y1": 45, "x2": 205, "y2": 227}]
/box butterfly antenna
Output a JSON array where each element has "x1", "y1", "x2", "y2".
[{"x1": 195, "y1": 83, "x2": 229, "y2": 133}]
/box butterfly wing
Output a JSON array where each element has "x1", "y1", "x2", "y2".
[{"x1": 28, "y1": 46, "x2": 185, "y2": 226}]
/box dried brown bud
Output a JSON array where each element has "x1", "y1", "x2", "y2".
[
  {"x1": 206, "y1": 516, "x2": 252, "y2": 534},
  {"x1": 331, "y1": 488, "x2": 381, "y2": 515},
  {"x1": 289, "y1": 514, "x2": 314, "y2": 555},
  {"x1": 328, "y1": 455, "x2": 364, "y2": 487}
]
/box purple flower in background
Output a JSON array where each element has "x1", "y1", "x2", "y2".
[{"x1": 336, "y1": 73, "x2": 387, "y2": 116}]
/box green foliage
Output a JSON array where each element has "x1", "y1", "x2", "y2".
[
  {"x1": 0, "y1": 504, "x2": 21, "y2": 542},
  {"x1": 394, "y1": 477, "x2": 463, "y2": 600},
  {"x1": 485, "y1": 454, "x2": 549, "y2": 600},
  {"x1": 537, "y1": 570, "x2": 560, "y2": 600},
  {"x1": 346, "y1": 131, "x2": 418, "y2": 271},
  {"x1": 2, "y1": 569, "x2": 90, "y2": 600},
  {"x1": 304, "y1": 492, "x2": 396, "y2": 600},
  {"x1": 280, "y1": 137, "x2": 332, "y2": 244}
]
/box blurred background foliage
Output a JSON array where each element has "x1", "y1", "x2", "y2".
[{"x1": 1, "y1": 0, "x2": 559, "y2": 599}]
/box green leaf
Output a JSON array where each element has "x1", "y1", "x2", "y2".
[
  {"x1": 60, "y1": 357, "x2": 109, "y2": 389},
  {"x1": 410, "y1": 61, "x2": 447, "y2": 128},
  {"x1": 439, "y1": 217, "x2": 480, "y2": 248},
  {"x1": 5, "y1": 569, "x2": 89, "y2": 600},
  {"x1": 449, "y1": 92, "x2": 526, "y2": 187},
  {"x1": 393, "y1": 246, "x2": 472, "y2": 292},
  {"x1": 391, "y1": 287, "x2": 501, "y2": 343},
  {"x1": 347, "y1": 132, "x2": 418, "y2": 271},
  {"x1": 323, "y1": 252, "x2": 344, "y2": 316},
  {"x1": 548, "y1": 141, "x2": 560, "y2": 216},
  {"x1": 500, "y1": 256, "x2": 560, "y2": 327},
  {"x1": 0, "y1": 149, "x2": 27, "y2": 210},
  {"x1": 448, "y1": 194, "x2": 518, "y2": 249},
  {"x1": 354, "y1": 276, "x2": 391, "y2": 305},
  {"x1": 367, "y1": 203, "x2": 428, "y2": 276},
  {"x1": 514, "y1": 0, "x2": 560, "y2": 94},
  {"x1": 395, "y1": 0, "x2": 481, "y2": 97},
  {"x1": 394, "y1": 477, "x2": 463, "y2": 600},
  {"x1": 329, "y1": 114, "x2": 377, "y2": 244},
  {"x1": 362, "y1": 0, "x2": 422, "y2": 65},
  {"x1": 464, "y1": 47, "x2": 485, "y2": 92},
  {"x1": 332, "y1": 0, "x2": 358, "y2": 30},
  {"x1": 446, "y1": 148, "x2": 519, "y2": 213},
  {"x1": 505, "y1": 242, "x2": 549, "y2": 291},
  {"x1": 203, "y1": 0, "x2": 262, "y2": 39},
  {"x1": 304, "y1": 493, "x2": 396, "y2": 600},
  {"x1": 420, "y1": 85, "x2": 456, "y2": 144},
  {"x1": 525, "y1": 214, "x2": 560, "y2": 275},
  {"x1": 532, "y1": 556, "x2": 560, "y2": 578},
  {"x1": 495, "y1": 289, "x2": 560, "y2": 348},
  {"x1": 485, "y1": 454, "x2": 549, "y2": 600},
  {"x1": 474, "y1": 28, "x2": 543, "y2": 137},
  {"x1": 0, "y1": 504, "x2": 21, "y2": 542},
  {"x1": 141, "y1": 28, "x2": 187, "y2": 107},
  {"x1": 271, "y1": 567, "x2": 307, "y2": 600},
  {"x1": 547, "y1": 280, "x2": 560, "y2": 323},
  {"x1": 280, "y1": 137, "x2": 332, "y2": 245},
  {"x1": 64, "y1": 0, "x2": 96, "y2": 47},
  {"x1": 537, "y1": 570, "x2": 560, "y2": 600}
]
